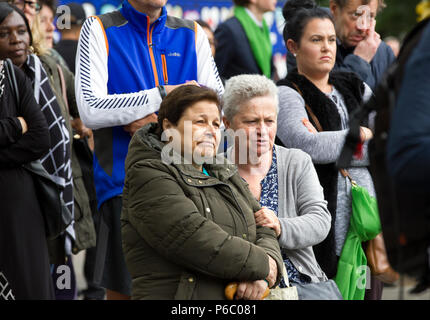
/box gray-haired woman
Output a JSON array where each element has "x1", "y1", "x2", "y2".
[{"x1": 223, "y1": 74, "x2": 331, "y2": 285}]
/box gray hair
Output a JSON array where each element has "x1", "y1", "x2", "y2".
[{"x1": 222, "y1": 74, "x2": 279, "y2": 122}]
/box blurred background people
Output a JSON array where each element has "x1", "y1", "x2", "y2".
[
  {"x1": 287, "y1": 0, "x2": 395, "y2": 90},
  {"x1": 35, "y1": 0, "x2": 99, "y2": 300},
  {"x1": 54, "y1": 2, "x2": 86, "y2": 74},
  {"x1": 214, "y1": 0, "x2": 278, "y2": 82},
  {"x1": 386, "y1": 22, "x2": 430, "y2": 296},
  {"x1": 196, "y1": 19, "x2": 216, "y2": 58},
  {"x1": 384, "y1": 36, "x2": 400, "y2": 57}
]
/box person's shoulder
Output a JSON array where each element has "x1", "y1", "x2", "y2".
[
  {"x1": 93, "y1": 9, "x2": 127, "y2": 30},
  {"x1": 375, "y1": 41, "x2": 396, "y2": 63},
  {"x1": 165, "y1": 15, "x2": 195, "y2": 31},
  {"x1": 278, "y1": 84, "x2": 304, "y2": 102},
  {"x1": 8, "y1": 60, "x2": 30, "y2": 88},
  {"x1": 216, "y1": 16, "x2": 241, "y2": 32},
  {"x1": 275, "y1": 145, "x2": 312, "y2": 165}
]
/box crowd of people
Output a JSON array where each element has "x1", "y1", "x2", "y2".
[{"x1": 0, "y1": 0, "x2": 429, "y2": 301}]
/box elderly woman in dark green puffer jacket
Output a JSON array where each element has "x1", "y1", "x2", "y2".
[{"x1": 121, "y1": 85, "x2": 283, "y2": 300}]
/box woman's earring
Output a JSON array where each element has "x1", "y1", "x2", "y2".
[{"x1": 293, "y1": 53, "x2": 297, "y2": 57}]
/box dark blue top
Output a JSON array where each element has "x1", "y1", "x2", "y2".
[
  {"x1": 387, "y1": 22, "x2": 430, "y2": 190},
  {"x1": 259, "y1": 148, "x2": 310, "y2": 285},
  {"x1": 214, "y1": 16, "x2": 275, "y2": 81}
]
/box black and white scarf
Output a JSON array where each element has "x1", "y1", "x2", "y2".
[
  {"x1": 0, "y1": 61, "x2": 4, "y2": 100},
  {"x1": 24, "y1": 54, "x2": 74, "y2": 224}
]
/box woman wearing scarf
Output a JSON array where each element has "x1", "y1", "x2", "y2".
[
  {"x1": 214, "y1": 0, "x2": 277, "y2": 81},
  {"x1": 0, "y1": 4, "x2": 53, "y2": 299},
  {"x1": 0, "y1": 3, "x2": 74, "y2": 273}
]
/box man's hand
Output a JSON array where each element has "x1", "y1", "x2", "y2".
[
  {"x1": 123, "y1": 113, "x2": 158, "y2": 136},
  {"x1": 164, "y1": 80, "x2": 200, "y2": 95},
  {"x1": 235, "y1": 280, "x2": 269, "y2": 300},
  {"x1": 255, "y1": 207, "x2": 281, "y2": 237},
  {"x1": 71, "y1": 118, "x2": 93, "y2": 139},
  {"x1": 353, "y1": 19, "x2": 381, "y2": 63}
]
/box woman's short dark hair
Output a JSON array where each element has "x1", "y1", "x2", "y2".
[
  {"x1": 0, "y1": 2, "x2": 33, "y2": 46},
  {"x1": 157, "y1": 85, "x2": 221, "y2": 138},
  {"x1": 282, "y1": 0, "x2": 334, "y2": 46}
]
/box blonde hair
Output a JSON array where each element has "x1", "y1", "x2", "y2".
[{"x1": 30, "y1": 14, "x2": 49, "y2": 56}]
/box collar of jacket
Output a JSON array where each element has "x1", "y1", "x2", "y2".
[
  {"x1": 336, "y1": 38, "x2": 355, "y2": 57},
  {"x1": 120, "y1": 0, "x2": 167, "y2": 35},
  {"x1": 173, "y1": 161, "x2": 238, "y2": 187},
  {"x1": 134, "y1": 123, "x2": 238, "y2": 185},
  {"x1": 277, "y1": 69, "x2": 366, "y2": 131}
]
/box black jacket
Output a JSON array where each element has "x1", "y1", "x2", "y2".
[{"x1": 214, "y1": 17, "x2": 275, "y2": 82}]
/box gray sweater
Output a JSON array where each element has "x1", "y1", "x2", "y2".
[
  {"x1": 274, "y1": 145, "x2": 331, "y2": 282},
  {"x1": 277, "y1": 85, "x2": 376, "y2": 256}
]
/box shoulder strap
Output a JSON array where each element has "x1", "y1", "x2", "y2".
[
  {"x1": 4, "y1": 58, "x2": 20, "y2": 107},
  {"x1": 292, "y1": 82, "x2": 356, "y2": 185},
  {"x1": 291, "y1": 82, "x2": 324, "y2": 132},
  {"x1": 57, "y1": 64, "x2": 69, "y2": 114}
]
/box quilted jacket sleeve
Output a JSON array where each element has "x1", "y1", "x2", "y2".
[{"x1": 123, "y1": 162, "x2": 271, "y2": 282}]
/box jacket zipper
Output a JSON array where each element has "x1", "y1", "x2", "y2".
[
  {"x1": 161, "y1": 54, "x2": 168, "y2": 85},
  {"x1": 147, "y1": 17, "x2": 160, "y2": 86}
]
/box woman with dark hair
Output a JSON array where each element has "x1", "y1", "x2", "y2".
[
  {"x1": 121, "y1": 85, "x2": 283, "y2": 300},
  {"x1": 0, "y1": 3, "x2": 53, "y2": 299},
  {"x1": 0, "y1": 2, "x2": 74, "y2": 271},
  {"x1": 276, "y1": 0, "x2": 382, "y2": 299}
]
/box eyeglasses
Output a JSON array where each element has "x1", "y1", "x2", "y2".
[{"x1": 8, "y1": 0, "x2": 41, "y2": 13}]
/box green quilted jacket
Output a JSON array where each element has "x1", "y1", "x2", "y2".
[{"x1": 121, "y1": 123, "x2": 283, "y2": 300}]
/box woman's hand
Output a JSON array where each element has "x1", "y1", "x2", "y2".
[
  {"x1": 255, "y1": 207, "x2": 281, "y2": 237},
  {"x1": 266, "y1": 254, "x2": 278, "y2": 287},
  {"x1": 235, "y1": 280, "x2": 269, "y2": 300},
  {"x1": 302, "y1": 118, "x2": 317, "y2": 133},
  {"x1": 17, "y1": 117, "x2": 28, "y2": 134}
]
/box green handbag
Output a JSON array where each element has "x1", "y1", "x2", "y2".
[{"x1": 334, "y1": 170, "x2": 381, "y2": 300}]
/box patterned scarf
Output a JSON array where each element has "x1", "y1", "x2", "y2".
[
  {"x1": 234, "y1": 6, "x2": 272, "y2": 78},
  {"x1": 24, "y1": 54, "x2": 74, "y2": 219},
  {"x1": 0, "y1": 61, "x2": 4, "y2": 100}
]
